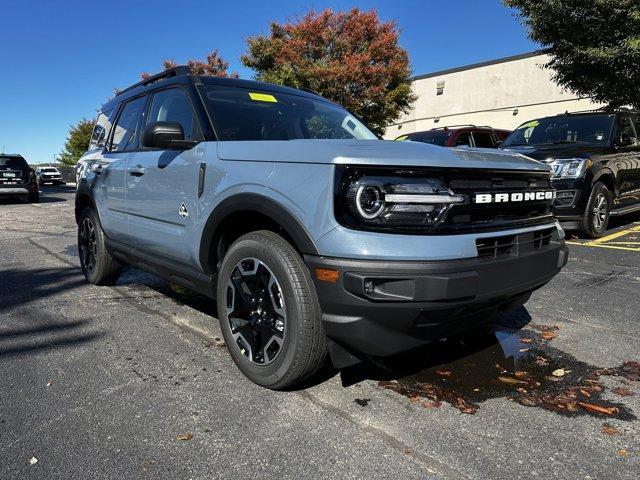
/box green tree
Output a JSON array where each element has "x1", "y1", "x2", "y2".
[
  {"x1": 59, "y1": 118, "x2": 93, "y2": 166},
  {"x1": 241, "y1": 8, "x2": 417, "y2": 136},
  {"x1": 505, "y1": 0, "x2": 640, "y2": 109}
]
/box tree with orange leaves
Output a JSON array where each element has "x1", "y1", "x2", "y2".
[
  {"x1": 141, "y1": 50, "x2": 238, "y2": 80},
  {"x1": 241, "y1": 8, "x2": 416, "y2": 136}
]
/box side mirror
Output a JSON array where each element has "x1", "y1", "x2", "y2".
[{"x1": 142, "y1": 121, "x2": 197, "y2": 150}]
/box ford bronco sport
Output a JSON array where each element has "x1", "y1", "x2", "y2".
[
  {"x1": 501, "y1": 110, "x2": 640, "y2": 238},
  {"x1": 76, "y1": 66, "x2": 568, "y2": 389}
]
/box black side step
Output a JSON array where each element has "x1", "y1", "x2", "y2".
[
  {"x1": 105, "y1": 238, "x2": 217, "y2": 299},
  {"x1": 610, "y1": 203, "x2": 640, "y2": 217}
]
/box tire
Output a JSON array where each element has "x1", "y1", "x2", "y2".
[
  {"x1": 216, "y1": 230, "x2": 328, "y2": 389},
  {"x1": 579, "y1": 182, "x2": 611, "y2": 238},
  {"x1": 77, "y1": 206, "x2": 122, "y2": 285}
]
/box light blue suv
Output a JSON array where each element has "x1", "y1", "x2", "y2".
[{"x1": 76, "y1": 66, "x2": 568, "y2": 389}]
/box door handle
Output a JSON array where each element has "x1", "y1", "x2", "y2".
[{"x1": 129, "y1": 167, "x2": 146, "y2": 177}]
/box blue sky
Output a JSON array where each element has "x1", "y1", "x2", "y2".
[{"x1": 0, "y1": 0, "x2": 536, "y2": 163}]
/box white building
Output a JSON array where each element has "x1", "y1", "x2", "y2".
[{"x1": 385, "y1": 52, "x2": 603, "y2": 139}]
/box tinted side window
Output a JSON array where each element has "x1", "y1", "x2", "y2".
[
  {"x1": 618, "y1": 117, "x2": 638, "y2": 147},
  {"x1": 147, "y1": 88, "x2": 200, "y2": 141},
  {"x1": 89, "y1": 108, "x2": 114, "y2": 151},
  {"x1": 110, "y1": 96, "x2": 147, "y2": 152},
  {"x1": 473, "y1": 131, "x2": 495, "y2": 148},
  {"x1": 453, "y1": 131, "x2": 471, "y2": 147}
]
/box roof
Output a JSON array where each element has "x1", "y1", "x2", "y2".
[
  {"x1": 412, "y1": 51, "x2": 544, "y2": 81},
  {"x1": 102, "y1": 66, "x2": 327, "y2": 112}
]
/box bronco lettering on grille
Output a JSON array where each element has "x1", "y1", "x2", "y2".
[{"x1": 474, "y1": 191, "x2": 555, "y2": 204}]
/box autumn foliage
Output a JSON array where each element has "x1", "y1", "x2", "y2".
[
  {"x1": 241, "y1": 8, "x2": 416, "y2": 136},
  {"x1": 141, "y1": 50, "x2": 238, "y2": 80}
]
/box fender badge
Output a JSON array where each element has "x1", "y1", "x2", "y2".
[{"x1": 179, "y1": 203, "x2": 189, "y2": 219}]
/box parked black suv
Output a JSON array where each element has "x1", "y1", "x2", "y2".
[
  {"x1": 501, "y1": 111, "x2": 640, "y2": 237},
  {"x1": 0, "y1": 154, "x2": 39, "y2": 203}
]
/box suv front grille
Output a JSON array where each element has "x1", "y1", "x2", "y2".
[{"x1": 443, "y1": 170, "x2": 554, "y2": 233}]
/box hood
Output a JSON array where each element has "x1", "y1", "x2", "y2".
[
  {"x1": 217, "y1": 139, "x2": 550, "y2": 172},
  {"x1": 500, "y1": 143, "x2": 610, "y2": 162}
]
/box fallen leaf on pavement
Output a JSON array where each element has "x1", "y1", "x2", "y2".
[
  {"x1": 514, "y1": 371, "x2": 528, "y2": 379},
  {"x1": 520, "y1": 338, "x2": 532, "y2": 344},
  {"x1": 435, "y1": 370, "x2": 451, "y2": 377},
  {"x1": 46, "y1": 381, "x2": 53, "y2": 387},
  {"x1": 540, "y1": 332, "x2": 557, "y2": 340},
  {"x1": 552, "y1": 369, "x2": 566, "y2": 377},
  {"x1": 579, "y1": 388, "x2": 591, "y2": 398},
  {"x1": 578, "y1": 402, "x2": 619, "y2": 416},
  {"x1": 602, "y1": 424, "x2": 620, "y2": 436},
  {"x1": 612, "y1": 387, "x2": 635, "y2": 397},
  {"x1": 498, "y1": 376, "x2": 526, "y2": 385},
  {"x1": 176, "y1": 433, "x2": 193, "y2": 441},
  {"x1": 28, "y1": 456, "x2": 38, "y2": 466},
  {"x1": 618, "y1": 449, "x2": 628, "y2": 457}
]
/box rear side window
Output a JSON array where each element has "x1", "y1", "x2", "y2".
[
  {"x1": 90, "y1": 109, "x2": 114, "y2": 151},
  {"x1": 0, "y1": 156, "x2": 28, "y2": 168},
  {"x1": 146, "y1": 88, "x2": 200, "y2": 141},
  {"x1": 472, "y1": 131, "x2": 495, "y2": 148},
  {"x1": 453, "y1": 131, "x2": 472, "y2": 147},
  {"x1": 110, "y1": 96, "x2": 147, "y2": 152},
  {"x1": 618, "y1": 117, "x2": 638, "y2": 147}
]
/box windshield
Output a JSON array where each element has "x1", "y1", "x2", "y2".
[
  {"x1": 203, "y1": 86, "x2": 377, "y2": 141},
  {"x1": 41, "y1": 168, "x2": 57, "y2": 172},
  {"x1": 0, "y1": 156, "x2": 28, "y2": 168},
  {"x1": 502, "y1": 114, "x2": 615, "y2": 147},
  {"x1": 397, "y1": 131, "x2": 450, "y2": 146}
]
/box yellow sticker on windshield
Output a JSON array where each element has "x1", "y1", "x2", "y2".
[
  {"x1": 520, "y1": 120, "x2": 539, "y2": 129},
  {"x1": 395, "y1": 135, "x2": 408, "y2": 141},
  {"x1": 249, "y1": 92, "x2": 278, "y2": 103}
]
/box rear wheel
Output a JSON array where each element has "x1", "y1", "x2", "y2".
[
  {"x1": 579, "y1": 182, "x2": 611, "y2": 238},
  {"x1": 216, "y1": 231, "x2": 328, "y2": 389},
  {"x1": 77, "y1": 206, "x2": 122, "y2": 285}
]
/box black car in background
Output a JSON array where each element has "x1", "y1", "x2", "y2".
[
  {"x1": 500, "y1": 110, "x2": 640, "y2": 237},
  {"x1": 0, "y1": 154, "x2": 39, "y2": 203}
]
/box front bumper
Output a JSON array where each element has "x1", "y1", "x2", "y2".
[
  {"x1": 306, "y1": 238, "x2": 568, "y2": 360},
  {"x1": 551, "y1": 178, "x2": 588, "y2": 228},
  {"x1": 0, "y1": 186, "x2": 30, "y2": 196}
]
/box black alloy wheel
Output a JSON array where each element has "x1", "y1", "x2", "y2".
[{"x1": 226, "y1": 257, "x2": 286, "y2": 365}]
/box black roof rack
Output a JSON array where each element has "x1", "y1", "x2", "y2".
[
  {"x1": 559, "y1": 107, "x2": 637, "y2": 116},
  {"x1": 431, "y1": 124, "x2": 496, "y2": 131},
  {"x1": 116, "y1": 65, "x2": 192, "y2": 97}
]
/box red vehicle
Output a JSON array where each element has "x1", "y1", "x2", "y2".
[{"x1": 396, "y1": 125, "x2": 511, "y2": 148}]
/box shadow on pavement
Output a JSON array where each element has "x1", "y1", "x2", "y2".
[
  {"x1": 0, "y1": 267, "x2": 86, "y2": 312},
  {"x1": 0, "y1": 314, "x2": 102, "y2": 358}
]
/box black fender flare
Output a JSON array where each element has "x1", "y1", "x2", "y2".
[
  {"x1": 74, "y1": 180, "x2": 97, "y2": 223},
  {"x1": 199, "y1": 193, "x2": 319, "y2": 274}
]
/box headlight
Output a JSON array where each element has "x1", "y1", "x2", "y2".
[
  {"x1": 337, "y1": 168, "x2": 465, "y2": 230},
  {"x1": 550, "y1": 158, "x2": 591, "y2": 179}
]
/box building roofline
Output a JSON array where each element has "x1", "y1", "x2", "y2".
[{"x1": 412, "y1": 51, "x2": 544, "y2": 81}]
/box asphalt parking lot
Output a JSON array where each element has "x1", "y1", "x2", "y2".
[{"x1": 1, "y1": 185, "x2": 639, "y2": 479}]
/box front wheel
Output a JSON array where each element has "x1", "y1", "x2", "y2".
[
  {"x1": 216, "y1": 231, "x2": 328, "y2": 389},
  {"x1": 77, "y1": 206, "x2": 122, "y2": 285},
  {"x1": 579, "y1": 182, "x2": 611, "y2": 238}
]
